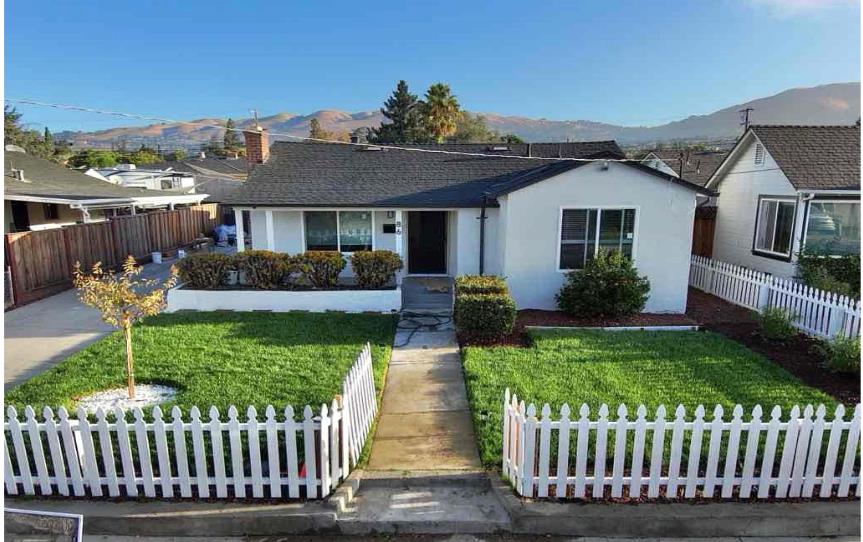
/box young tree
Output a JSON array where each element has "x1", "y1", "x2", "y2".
[
  {"x1": 421, "y1": 83, "x2": 461, "y2": 143},
  {"x1": 309, "y1": 118, "x2": 331, "y2": 140},
  {"x1": 369, "y1": 80, "x2": 428, "y2": 144},
  {"x1": 73, "y1": 256, "x2": 178, "y2": 399},
  {"x1": 223, "y1": 118, "x2": 240, "y2": 149}
]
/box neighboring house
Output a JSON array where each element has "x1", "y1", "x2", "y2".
[
  {"x1": 4, "y1": 148, "x2": 207, "y2": 233},
  {"x1": 641, "y1": 149, "x2": 729, "y2": 188},
  {"x1": 224, "y1": 130, "x2": 713, "y2": 313},
  {"x1": 87, "y1": 164, "x2": 197, "y2": 192},
  {"x1": 708, "y1": 125, "x2": 860, "y2": 277}
]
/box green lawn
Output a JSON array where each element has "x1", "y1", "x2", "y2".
[
  {"x1": 7, "y1": 311, "x2": 397, "y2": 416},
  {"x1": 462, "y1": 329, "x2": 838, "y2": 467}
]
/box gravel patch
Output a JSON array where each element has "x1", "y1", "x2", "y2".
[{"x1": 77, "y1": 384, "x2": 177, "y2": 413}]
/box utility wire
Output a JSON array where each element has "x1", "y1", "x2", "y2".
[{"x1": 6, "y1": 97, "x2": 691, "y2": 164}]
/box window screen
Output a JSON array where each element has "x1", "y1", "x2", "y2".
[
  {"x1": 754, "y1": 198, "x2": 796, "y2": 257},
  {"x1": 559, "y1": 208, "x2": 635, "y2": 270},
  {"x1": 339, "y1": 211, "x2": 372, "y2": 252},
  {"x1": 304, "y1": 211, "x2": 338, "y2": 251},
  {"x1": 805, "y1": 201, "x2": 861, "y2": 255}
]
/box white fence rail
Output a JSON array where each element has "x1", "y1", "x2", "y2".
[
  {"x1": 689, "y1": 255, "x2": 861, "y2": 339},
  {"x1": 4, "y1": 343, "x2": 377, "y2": 500},
  {"x1": 503, "y1": 390, "x2": 861, "y2": 501}
]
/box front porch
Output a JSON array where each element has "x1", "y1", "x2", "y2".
[
  {"x1": 401, "y1": 276, "x2": 454, "y2": 313},
  {"x1": 235, "y1": 208, "x2": 486, "y2": 280}
]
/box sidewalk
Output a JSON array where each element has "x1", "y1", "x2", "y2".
[{"x1": 4, "y1": 258, "x2": 179, "y2": 390}]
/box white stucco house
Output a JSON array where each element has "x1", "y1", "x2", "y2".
[
  {"x1": 224, "y1": 129, "x2": 713, "y2": 313},
  {"x1": 708, "y1": 125, "x2": 860, "y2": 277}
]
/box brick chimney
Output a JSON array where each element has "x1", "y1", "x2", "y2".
[{"x1": 243, "y1": 126, "x2": 270, "y2": 169}]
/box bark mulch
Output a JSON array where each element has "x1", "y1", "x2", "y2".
[{"x1": 686, "y1": 288, "x2": 860, "y2": 405}]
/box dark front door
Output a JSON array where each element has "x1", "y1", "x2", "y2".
[{"x1": 408, "y1": 211, "x2": 447, "y2": 274}]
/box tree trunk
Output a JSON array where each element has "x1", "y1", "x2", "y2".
[{"x1": 124, "y1": 324, "x2": 135, "y2": 399}]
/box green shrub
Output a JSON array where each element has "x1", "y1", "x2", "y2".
[
  {"x1": 299, "y1": 251, "x2": 346, "y2": 288},
  {"x1": 817, "y1": 336, "x2": 861, "y2": 374},
  {"x1": 455, "y1": 275, "x2": 509, "y2": 296},
  {"x1": 798, "y1": 251, "x2": 860, "y2": 298},
  {"x1": 555, "y1": 251, "x2": 650, "y2": 318},
  {"x1": 350, "y1": 250, "x2": 403, "y2": 289},
  {"x1": 236, "y1": 250, "x2": 287, "y2": 289},
  {"x1": 757, "y1": 307, "x2": 798, "y2": 342},
  {"x1": 454, "y1": 293, "x2": 517, "y2": 342},
  {"x1": 177, "y1": 253, "x2": 233, "y2": 289}
]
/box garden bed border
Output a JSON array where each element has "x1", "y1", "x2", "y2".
[
  {"x1": 166, "y1": 283, "x2": 401, "y2": 313},
  {"x1": 524, "y1": 325, "x2": 700, "y2": 332}
]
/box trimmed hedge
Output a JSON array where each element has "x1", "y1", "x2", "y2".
[
  {"x1": 350, "y1": 250, "x2": 403, "y2": 289},
  {"x1": 455, "y1": 275, "x2": 508, "y2": 296},
  {"x1": 236, "y1": 250, "x2": 289, "y2": 289},
  {"x1": 454, "y1": 274, "x2": 516, "y2": 342},
  {"x1": 177, "y1": 253, "x2": 233, "y2": 289},
  {"x1": 298, "y1": 251, "x2": 346, "y2": 288},
  {"x1": 454, "y1": 293, "x2": 517, "y2": 342}
]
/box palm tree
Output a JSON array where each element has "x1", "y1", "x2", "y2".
[{"x1": 422, "y1": 83, "x2": 461, "y2": 143}]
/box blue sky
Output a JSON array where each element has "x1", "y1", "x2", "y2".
[{"x1": 5, "y1": 0, "x2": 861, "y2": 132}]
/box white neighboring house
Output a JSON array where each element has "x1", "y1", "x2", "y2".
[
  {"x1": 86, "y1": 164, "x2": 196, "y2": 192},
  {"x1": 4, "y1": 148, "x2": 207, "y2": 233},
  {"x1": 223, "y1": 130, "x2": 713, "y2": 313},
  {"x1": 708, "y1": 125, "x2": 860, "y2": 277}
]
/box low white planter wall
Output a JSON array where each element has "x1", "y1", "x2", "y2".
[{"x1": 166, "y1": 285, "x2": 401, "y2": 313}]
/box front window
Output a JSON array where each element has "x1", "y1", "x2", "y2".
[
  {"x1": 304, "y1": 210, "x2": 373, "y2": 252},
  {"x1": 754, "y1": 198, "x2": 796, "y2": 257},
  {"x1": 559, "y1": 208, "x2": 636, "y2": 270},
  {"x1": 805, "y1": 201, "x2": 861, "y2": 255}
]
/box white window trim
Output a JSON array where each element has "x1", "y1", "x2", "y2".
[
  {"x1": 556, "y1": 206, "x2": 640, "y2": 273},
  {"x1": 802, "y1": 199, "x2": 861, "y2": 255},
  {"x1": 301, "y1": 209, "x2": 376, "y2": 254},
  {"x1": 753, "y1": 197, "x2": 797, "y2": 258}
]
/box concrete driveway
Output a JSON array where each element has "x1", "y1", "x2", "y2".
[{"x1": 4, "y1": 259, "x2": 179, "y2": 391}]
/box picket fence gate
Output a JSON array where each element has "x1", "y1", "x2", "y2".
[
  {"x1": 502, "y1": 390, "x2": 861, "y2": 501},
  {"x1": 4, "y1": 343, "x2": 377, "y2": 500},
  {"x1": 689, "y1": 255, "x2": 861, "y2": 339}
]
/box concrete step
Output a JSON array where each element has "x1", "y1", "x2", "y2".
[{"x1": 339, "y1": 471, "x2": 511, "y2": 534}]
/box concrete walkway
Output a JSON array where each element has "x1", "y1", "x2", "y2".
[
  {"x1": 4, "y1": 258, "x2": 179, "y2": 390},
  {"x1": 367, "y1": 324, "x2": 481, "y2": 471}
]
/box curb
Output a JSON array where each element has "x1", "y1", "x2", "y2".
[{"x1": 489, "y1": 476, "x2": 861, "y2": 538}]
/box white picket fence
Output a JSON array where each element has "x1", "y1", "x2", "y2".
[
  {"x1": 502, "y1": 390, "x2": 861, "y2": 501},
  {"x1": 4, "y1": 343, "x2": 378, "y2": 500},
  {"x1": 689, "y1": 255, "x2": 861, "y2": 339}
]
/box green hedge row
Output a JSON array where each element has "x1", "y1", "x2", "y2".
[
  {"x1": 453, "y1": 275, "x2": 516, "y2": 342},
  {"x1": 177, "y1": 250, "x2": 402, "y2": 290}
]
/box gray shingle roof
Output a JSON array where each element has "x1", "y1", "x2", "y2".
[
  {"x1": 751, "y1": 125, "x2": 860, "y2": 190},
  {"x1": 4, "y1": 151, "x2": 182, "y2": 201},
  {"x1": 226, "y1": 141, "x2": 709, "y2": 207},
  {"x1": 646, "y1": 149, "x2": 729, "y2": 187}
]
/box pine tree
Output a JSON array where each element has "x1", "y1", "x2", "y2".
[
  {"x1": 223, "y1": 118, "x2": 240, "y2": 149},
  {"x1": 369, "y1": 80, "x2": 428, "y2": 144},
  {"x1": 309, "y1": 118, "x2": 332, "y2": 140}
]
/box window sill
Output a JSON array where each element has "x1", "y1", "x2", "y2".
[{"x1": 751, "y1": 249, "x2": 793, "y2": 263}]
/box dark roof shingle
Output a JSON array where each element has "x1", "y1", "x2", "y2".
[
  {"x1": 226, "y1": 141, "x2": 710, "y2": 207},
  {"x1": 4, "y1": 151, "x2": 182, "y2": 201},
  {"x1": 645, "y1": 149, "x2": 729, "y2": 187},
  {"x1": 751, "y1": 125, "x2": 860, "y2": 190}
]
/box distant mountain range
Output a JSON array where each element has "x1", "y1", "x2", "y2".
[{"x1": 57, "y1": 82, "x2": 860, "y2": 149}]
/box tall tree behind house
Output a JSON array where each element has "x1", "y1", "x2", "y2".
[
  {"x1": 422, "y1": 83, "x2": 461, "y2": 143},
  {"x1": 369, "y1": 80, "x2": 428, "y2": 144}
]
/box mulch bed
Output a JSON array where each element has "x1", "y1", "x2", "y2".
[
  {"x1": 516, "y1": 309, "x2": 697, "y2": 328},
  {"x1": 686, "y1": 289, "x2": 860, "y2": 405}
]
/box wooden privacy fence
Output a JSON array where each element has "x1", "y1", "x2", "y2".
[
  {"x1": 5, "y1": 204, "x2": 218, "y2": 306},
  {"x1": 4, "y1": 343, "x2": 377, "y2": 500},
  {"x1": 689, "y1": 255, "x2": 861, "y2": 340},
  {"x1": 502, "y1": 390, "x2": 861, "y2": 501}
]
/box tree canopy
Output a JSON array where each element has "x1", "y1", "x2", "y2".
[
  {"x1": 223, "y1": 118, "x2": 240, "y2": 149},
  {"x1": 369, "y1": 80, "x2": 428, "y2": 144},
  {"x1": 4, "y1": 106, "x2": 59, "y2": 160}
]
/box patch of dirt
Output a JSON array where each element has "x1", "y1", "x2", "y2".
[{"x1": 686, "y1": 289, "x2": 860, "y2": 405}]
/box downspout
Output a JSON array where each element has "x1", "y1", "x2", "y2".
[{"x1": 478, "y1": 193, "x2": 489, "y2": 276}]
